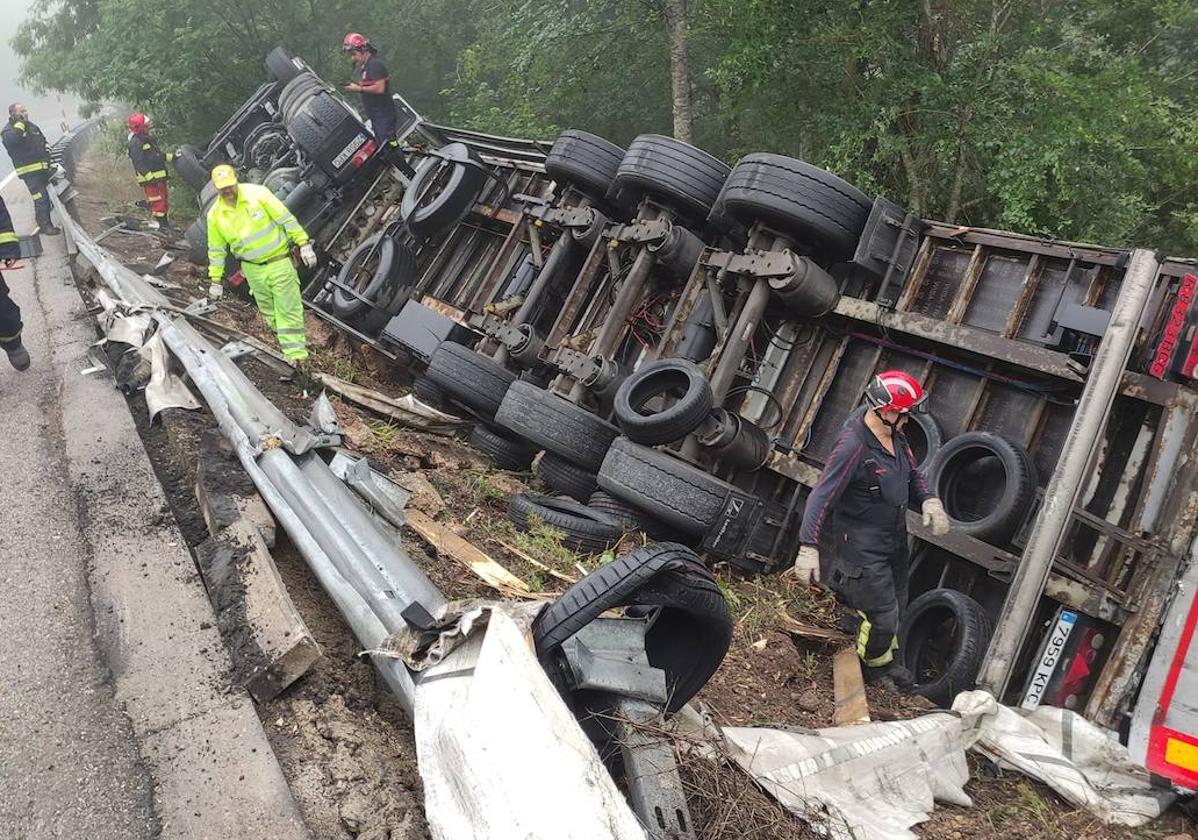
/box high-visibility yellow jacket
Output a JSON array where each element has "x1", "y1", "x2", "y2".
[{"x1": 205, "y1": 183, "x2": 309, "y2": 282}]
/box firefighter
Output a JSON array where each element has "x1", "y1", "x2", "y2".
[
  {"x1": 0, "y1": 195, "x2": 30, "y2": 370},
  {"x1": 205, "y1": 164, "x2": 316, "y2": 362},
  {"x1": 125, "y1": 112, "x2": 174, "y2": 231},
  {"x1": 793, "y1": 371, "x2": 951, "y2": 690},
  {"x1": 341, "y1": 32, "x2": 416, "y2": 176},
  {"x1": 2, "y1": 103, "x2": 60, "y2": 235}
]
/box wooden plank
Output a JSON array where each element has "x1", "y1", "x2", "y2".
[
  {"x1": 896, "y1": 236, "x2": 936, "y2": 312},
  {"x1": 779, "y1": 610, "x2": 849, "y2": 643},
  {"x1": 196, "y1": 520, "x2": 322, "y2": 704},
  {"x1": 832, "y1": 646, "x2": 871, "y2": 726},
  {"x1": 1002, "y1": 254, "x2": 1043, "y2": 337},
  {"x1": 405, "y1": 509, "x2": 532, "y2": 595},
  {"x1": 945, "y1": 244, "x2": 987, "y2": 325}
]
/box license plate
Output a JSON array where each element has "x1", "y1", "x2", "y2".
[
  {"x1": 1021, "y1": 610, "x2": 1077, "y2": 710},
  {"x1": 332, "y1": 133, "x2": 368, "y2": 168}
]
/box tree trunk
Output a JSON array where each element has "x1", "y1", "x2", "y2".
[{"x1": 662, "y1": 0, "x2": 693, "y2": 144}]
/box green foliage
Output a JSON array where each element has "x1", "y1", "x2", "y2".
[{"x1": 13, "y1": 0, "x2": 1198, "y2": 253}]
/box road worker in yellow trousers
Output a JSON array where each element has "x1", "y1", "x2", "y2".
[{"x1": 205, "y1": 164, "x2": 316, "y2": 363}]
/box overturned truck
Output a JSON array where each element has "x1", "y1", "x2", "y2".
[{"x1": 183, "y1": 47, "x2": 1198, "y2": 793}]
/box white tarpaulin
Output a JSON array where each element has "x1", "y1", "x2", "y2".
[
  {"x1": 953, "y1": 690, "x2": 1175, "y2": 826},
  {"x1": 412, "y1": 607, "x2": 647, "y2": 840}
]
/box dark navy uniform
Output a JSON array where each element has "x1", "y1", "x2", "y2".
[
  {"x1": 126, "y1": 131, "x2": 171, "y2": 222},
  {"x1": 799, "y1": 407, "x2": 933, "y2": 669},
  {"x1": 1, "y1": 114, "x2": 54, "y2": 230},
  {"x1": 353, "y1": 51, "x2": 414, "y2": 175},
  {"x1": 0, "y1": 196, "x2": 25, "y2": 358}
]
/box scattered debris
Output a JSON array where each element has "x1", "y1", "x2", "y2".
[
  {"x1": 404, "y1": 509, "x2": 532, "y2": 596},
  {"x1": 832, "y1": 646, "x2": 870, "y2": 726},
  {"x1": 195, "y1": 431, "x2": 277, "y2": 546},
  {"x1": 316, "y1": 371, "x2": 470, "y2": 434}
]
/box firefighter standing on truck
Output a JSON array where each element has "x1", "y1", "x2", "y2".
[
  {"x1": 793, "y1": 371, "x2": 952, "y2": 691},
  {"x1": 205, "y1": 164, "x2": 316, "y2": 362},
  {"x1": 0, "y1": 195, "x2": 31, "y2": 370},
  {"x1": 125, "y1": 112, "x2": 174, "y2": 231},
  {"x1": 2, "y1": 103, "x2": 60, "y2": 235},
  {"x1": 341, "y1": 32, "x2": 416, "y2": 177}
]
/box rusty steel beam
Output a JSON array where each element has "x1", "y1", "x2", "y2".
[
  {"x1": 1002, "y1": 254, "x2": 1043, "y2": 337},
  {"x1": 977, "y1": 248, "x2": 1160, "y2": 699},
  {"x1": 945, "y1": 244, "x2": 987, "y2": 325},
  {"x1": 923, "y1": 222, "x2": 1129, "y2": 267}
]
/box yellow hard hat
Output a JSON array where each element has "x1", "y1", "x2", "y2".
[{"x1": 211, "y1": 164, "x2": 238, "y2": 189}]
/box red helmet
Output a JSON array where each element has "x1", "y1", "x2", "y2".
[
  {"x1": 342, "y1": 32, "x2": 370, "y2": 52},
  {"x1": 127, "y1": 112, "x2": 148, "y2": 132},
  {"x1": 864, "y1": 370, "x2": 927, "y2": 413}
]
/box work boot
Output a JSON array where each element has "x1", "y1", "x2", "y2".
[
  {"x1": 5, "y1": 341, "x2": 31, "y2": 371},
  {"x1": 39, "y1": 221, "x2": 61, "y2": 236},
  {"x1": 863, "y1": 661, "x2": 916, "y2": 693}
]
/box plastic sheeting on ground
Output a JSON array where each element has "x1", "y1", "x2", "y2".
[
  {"x1": 412, "y1": 606, "x2": 647, "y2": 840},
  {"x1": 953, "y1": 690, "x2": 1175, "y2": 826}
]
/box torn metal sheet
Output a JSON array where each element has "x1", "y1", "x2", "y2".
[
  {"x1": 316, "y1": 372, "x2": 470, "y2": 434},
  {"x1": 954, "y1": 691, "x2": 1175, "y2": 826},
  {"x1": 100, "y1": 310, "x2": 154, "y2": 348},
  {"x1": 309, "y1": 392, "x2": 343, "y2": 438},
  {"x1": 144, "y1": 331, "x2": 201, "y2": 422},
  {"x1": 329, "y1": 451, "x2": 412, "y2": 525},
  {"x1": 413, "y1": 606, "x2": 647, "y2": 840}
]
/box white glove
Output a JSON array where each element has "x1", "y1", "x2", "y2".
[
  {"x1": 792, "y1": 545, "x2": 820, "y2": 586},
  {"x1": 298, "y1": 243, "x2": 317, "y2": 268},
  {"x1": 208, "y1": 283, "x2": 223, "y2": 301},
  {"x1": 922, "y1": 498, "x2": 951, "y2": 536}
]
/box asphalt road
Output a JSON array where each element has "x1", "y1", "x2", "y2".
[{"x1": 0, "y1": 189, "x2": 157, "y2": 836}]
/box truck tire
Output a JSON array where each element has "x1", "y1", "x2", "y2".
[
  {"x1": 494, "y1": 381, "x2": 619, "y2": 471},
  {"x1": 928, "y1": 432, "x2": 1036, "y2": 544},
  {"x1": 400, "y1": 143, "x2": 487, "y2": 239},
  {"x1": 545, "y1": 129, "x2": 625, "y2": 204},
  {"x1": 330, "y1": 234, "x2": 416, "y2": 334},
  {"x1": 713, "y1": 153, "x2": 871, "y2": 259},
  {"x1": 610, "y1": 134, "x2": 730, "y2": 222},
  {"x1": 587, "y1": 490, "x2": 687, "y2": 543},
  {"x1": 173, "y1": 144, "x2": 209, "y2": 192},
  {"x1": 507, "y1": 494, "x2": 623, "y2": 555},
  {"x1": 411, "y1": 376, "x2": 448, "y2": 409},
  {"x1": 905, "y1": 411, "x2": 943, "y2": 472},
  {"x1": 532, "y1": 542, "x2": 731, "y2": 714},
  {"x1": 613, "y1": 358, "x2": 713, "y2": 445},
  {"x1": 279, "y1": 73, "x2": 323, "y2": 124},
  {"x1": 469, "y1": 423, "x2": 535, "y2": 472},
  {"x1": 900, "y1": 589, "x2": 993, "y2": 706},
  {"x1": 265, "y1": 46, "x2": 302, "y2": 83},
  {"x1": 597, "y1": 437, "x2": 740, "y2": 536},
  {"x1": 425, "y1": 342, "x2": 516, "y2": 420},
  {"x1": 184, "y1": 218, "x2": 208, "y2": 265},
  {"x1": 536, "y1": 453, "x2": 598, "y2": 502}
]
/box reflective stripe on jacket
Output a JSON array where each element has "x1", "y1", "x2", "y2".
[
  {"x1": 127, "y1": 132, "x2": 169, "y2": 183},
  {"x1": 0, "y1": 195, "x2": 19, "y2": 261},
  {"x1": 205, "y1": 182, "x2": 309, "y2": 282},
  {"x1": 1, "y1": 118, "x2": 52, "y2": 176}
]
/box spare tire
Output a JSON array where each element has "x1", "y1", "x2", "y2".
[
  {"x1": 598, "y1": 437, "x2": 741, "y2": 536},
  {"x1": 401, "y1": 143, "x2": 488, "y2": 239},
  {"x1": 265, "y1": 46, "x2": 303, "y2": 83},
  {"x1": 928, "y1": 432, "x2": 1036, "y2": 544},
  {"x1": 533, "y1": 542, "x2": 731, "y2": 714},
  {"x1": 173, "y1": 144, "x2": 209, "y2": 192},
  {"x1": 610, "y1": 134, "x2": 730, "y2": 222},
  {"x1": 412, "y1": 376, "x2": 448, "y2": 409},
  {"x1": 901, "y1": 589, "x2": 993, "y2": 706},
  {"x1": 507, "y1": 494, "x2": 623, "y2": 555},
  {"x1": 426, "y1": 342, "x2": 516, "y2": 420},
  {"x1": 330, "y1": 234, "x2": 417, "y2": 334},
  {"x1": 545, "y1": 130, "x2": 625, "y2": 205},
  {"x1": 588, "y1": 490, "x2": 688, "y2": 543},
  {"x1": 494, "y1": 380, "x2": 619, "y2": 471},
  {"x1": 279, "y1": 73, "x2": 323, "y2": 124},
  {"x1": 904, "y1": 412, "x2": 943, "y2": 473},
  {"x1": 536, "y1": 453, "x2": 598, "y2": 502},
  {"x1": 614, "y1": 358, "x2": 713, "y2": 446},
  {"x1": 712, "y1": 153, "x2": 871, "y2": 259},
  {"x1": 469, "y1": 423, "x2": 535, "y2": 472}
]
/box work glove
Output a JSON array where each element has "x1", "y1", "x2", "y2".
[
  {"x1": 298, "y1": 243, "x2": 317, "y2": 268},
  {"x1": 921, "y1": 498, "x2": 951, "y2": 536},
  {"x1": 208, "y1": 282, "x2": 223, "y2": 301},
  {"x1": 792, "y1": 545, "x2": 820, "y2": 586}
]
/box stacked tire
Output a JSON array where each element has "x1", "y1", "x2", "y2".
[
  {"x1": 424, "y1": 341, "x2": 517, "y2": 421},
  {"x1": 329, "y1": 234, "x2": 417, "y2": 335}
]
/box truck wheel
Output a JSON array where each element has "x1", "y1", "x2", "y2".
[
  {"x1": 587, "y1": 490, "x2": 688, "y2": 543},
  {"x1": 507, "y1": 494, "x2": 624, "y2": 555},
  {"x1": 469, "y1": 423, "x2": 535, "y2": 472},
  {"x1": 712, "y1": 154, "x2": 871, "y2": 260},
  {"x1": 597, "y1": 437, "x2": 740, "y2": 536},
  {"x1": 532, "y1": 542, "x2": 731, "y2": 714},
  {"x1": 411, "y1": 376, "x2": 448, "y2": 409},
  {"x1": 928, "y1": 432, "x2": 1036, "y2": 544},
  {"x1": 609, "y1": 134, "x2": 730, "y2": 222},
  {"x1": 279, "y1": 73, "x2": 323, "y2": 124},
  {"x1": 544, "y1": 129, "x2": 625, "y2": 205},
  {"x1": 493, "y1": 381, "x2": 619, "y2": 471},
  {"x1": 330, "y1": 234, "x2": 415, "y2": 334},
  {"x1": 536, "y1": 453, "x2": 598, "y2": 502},
  {"x1": 425, "y1": 342, "x2": 516, "y2": 420},
  {"x1": 613, "y1": 358, "x2": 713, "y2": 446},
  {"x1": 265, "y1": 46, "x2": 303, "y2": 83},
  {"x1": 400, "y1": 143, "x2": 487, "y2": 239},
  {"x1": 905, "y1": 411, "x2": 943, "y2": 473},
  {"x1": 184, "y1": 218, "x2": 208, "y2": 265},
  {"x1": 900, "y1": 589, "x2": 993, "y2": 706},
  {"x1": 173, "y1": 144, "x2": 209, "y2": 192}
]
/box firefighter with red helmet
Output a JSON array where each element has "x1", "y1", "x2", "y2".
[
  {"x1": 794, "y1": 370, "x2": 951, "y2": 691},
  {"x1": 126, "y1": 112, "x2": 174, "y2": 231},
  {"x1": 341, "y1": 32, "x2": 415, "y2": 176}
]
